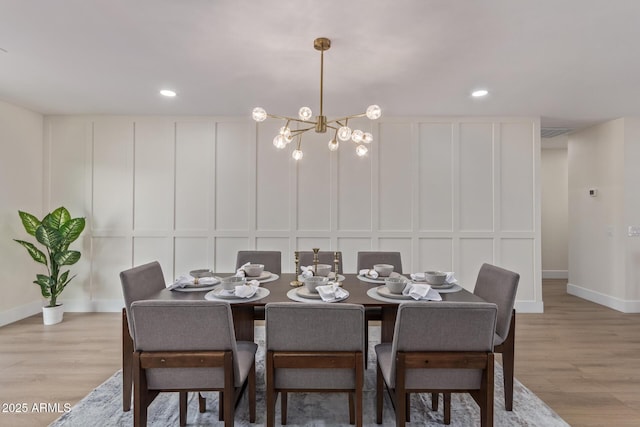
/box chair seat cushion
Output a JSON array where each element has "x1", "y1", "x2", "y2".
[
  {"x1": 493, "y1": 332, "x2": 505, "y2": 347},
  {"x1": 236, "y1": 341, "x2": 258, "y2": 387}
]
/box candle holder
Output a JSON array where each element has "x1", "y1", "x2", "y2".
[{"x1": 290, "y1": 251, "x2": 303, "y2": 287}]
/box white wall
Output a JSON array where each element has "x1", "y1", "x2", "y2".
[
  {"x1": 541, "y1": 136, "x2": 568, "y2": 278},
  {"x1": 0, "y1": 101, "x2": 44, "y2": 325},
  {"x1": 1, "y1": 113, "x2": 543, "y2": 319},
  {"x1": 567, "y1": 118, "x2": 640, "y2": 312}
]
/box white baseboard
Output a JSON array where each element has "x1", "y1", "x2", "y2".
[
  {"x1": 542, "y1": 270, "x2": 568, "y2": 279},
  {"x1": 567, "y1": 282, "x2": 640, "y2": 313},
  {"x1": 514, "y1": 300, "x2": 544, "y2": 313},
  {"x1": 0, "y1": 300, "x2": 42, "y2": 327},
  {"x1": 62, "y1": 299, "x2": 123, "y2": 312}
]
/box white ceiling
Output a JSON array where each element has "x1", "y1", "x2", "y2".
[{"x1": 1, "y1": 0, "x2": 639, "y2": 132}]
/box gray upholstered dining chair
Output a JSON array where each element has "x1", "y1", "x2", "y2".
[
  {"x1": 119, "y1": 261, "x2": 168, "y2": 412},
  {"x1": 357, "y1": 251, "x2": 403, "y2": 274},
  {"x1": 297, "y1": 250, "x2": 343, "y2": 274},
  {"x1": 236, "y1": 250, "x2": 282, "y2": 275},
  {"x1": 375, "y1": 301, "x2": 498, "y2": 427},
  {"x1": 265, "y1": 302, "x2": 365, "y2": 427},
  {"x1": 473, "y1": 263, "x2": 520, "y2": 411},
  {"x1": 357, "y1": 251, "x2": 403, "y2": 365},
  {"x1": 131, "y1": 300, "x2": 257, "y2": 427}
]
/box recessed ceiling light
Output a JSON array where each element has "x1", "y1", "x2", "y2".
[
  {"x1": 471, "y1": 89, "x2": 489, "y2": 97},
  {"x1": 160, "y1": 89, "x2": 176, "y2": 97}
]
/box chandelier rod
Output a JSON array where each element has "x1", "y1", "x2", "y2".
[{"x1": 319, "y1": 44, "x2": 324, "y2": 117}]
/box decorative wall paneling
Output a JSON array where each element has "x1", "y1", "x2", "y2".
[{"x1": 43, "y1": 116, "x2": 542, "y2": 312}]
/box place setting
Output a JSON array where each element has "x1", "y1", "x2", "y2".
[
  {"x1": 409, "y1": 270, "x2": 462, "y2": 293},
  {"x1": 167, "y1": 269, "x2": 220, "y2": 292},
  {"x1": 205, "y1": 275, "x2": 270, "y2": 303},
  {"x1": 235, "y1": 262, "x2": 279, "y2": 283},
  {"x1": 367, "y1": 276, "x2": 445, "y2": 303},
  {"x1": 297, "y1": 263, "x2": 345, "y2": 283},
  {"x1": 287, "y1": 276, "x2": 349, "y2": 303},
  {"x1": 357, "y1": 263, "x2": 405, "y2": 284}
]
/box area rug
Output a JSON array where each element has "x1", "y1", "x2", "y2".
[{"x1": 50, "y1": 327, "x2": 568, "y2": 426}]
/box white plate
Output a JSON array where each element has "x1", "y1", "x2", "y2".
[
  {"x1": 430, "y1": 282, "x2": 456, "y2": 290},
  {"x1": 357, "y1": 273, "x2": 406, "y2": 284},
  {"x1": 367, "y1": 286, "x2": 442, "y2": 303},
  {"x1": 296, "y1": 287, "x2": 322, "y2": 299},
  {"x1": 171, "y1": 283, "x2": 219, "y2": 292},
  {"x1": 204, "y1": 287, "x2": 270, "y2": 303},
  {"x1": 376, "y1": 286, "x2": 413, "y2": 300},
  {"x1": 243, "y1": 270, "x2": 273, "y2": 281},
  {"x1": 286, "y1": 288, "x2": 349, "y2": 303}
]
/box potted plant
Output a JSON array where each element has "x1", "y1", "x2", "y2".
[{"x1": 14, "y1": 207, "x2": 86, "y2": 325}]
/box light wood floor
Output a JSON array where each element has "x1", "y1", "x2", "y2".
[{"x1": 1, "y1": 279, "x2": 639, "y2": 426}]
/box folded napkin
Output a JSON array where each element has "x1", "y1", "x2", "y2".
[
  {"x1": 168, "y1": 275, "x2": 217, "y2": 290},
  {"x1": 300, "y1": 265, "x2": 315, "y2": 279},
  {"x1": 233, "y1": 281, "x2": 260, "y2": 298},
  {"x1": 402, "y1": 283, "x2": 443, "y2": 301},
  {"x1": 235, "y1": 262, "x2": 250, "y2": 278},
  {"x1": 409, "y1": 271, "x2": 458, "y2": 284},
  {"x1": 316, "y1": 282, "x2": 348, "y2": 302},
  {"x1": 359, "y1": 268, "x2": 378, "y2": 278}
]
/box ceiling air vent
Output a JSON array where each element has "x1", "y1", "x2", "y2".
[{"x1": 541, "y1": 127, "x2": 573, "y2": 138}]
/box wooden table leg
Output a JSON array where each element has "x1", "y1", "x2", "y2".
[
  {"x1": 380, "y1": 306, "x2": 398, "y2": 343},
  {"x1": 231, "y1": 305, "x2": 255, "y2": 341}
]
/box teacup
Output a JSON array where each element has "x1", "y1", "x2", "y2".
[
  {"x1": 385, "y1": 277, "x2": 407, "y2": 294},
  {"x1": 243, "y1": 263, "x2": 264, "y2": 277},
  {"x1": 424, "y1": 271, "x2": 447, "y2": 285},
  {"x1": 314, "y1": 264, "x2": 332, "y2": 277},
  {"x1": 304, "y1": 276, "x2": 329, "y2": 293},
  {"x1": 374, "y1": 264, "x2": 394, "y2": 277},
  {"x1": 221, "y1": 276, "x2": 246, "y2": 292}
]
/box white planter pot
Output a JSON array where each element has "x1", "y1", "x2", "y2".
[{"x1": 43, "y1": 304, "x2": 64, "y2": 325}]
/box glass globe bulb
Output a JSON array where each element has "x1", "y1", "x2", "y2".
[
  {"x1": 280, "y1": 126, "x2": 293, "y2": 142},
  {"x1": 362, "y1": 132, "x2": 373, "y2": 144},
  {"x1": 356, "y1": 144, "x2": 368, "y2": 157},
  {"x1": 273, "y1": 134, "x2": 287, "y2": 149},
  {"x1": 366, "y1": 104, "x2": 382, "y2": 120},
  {"x1": 351, "y1": 129, "x2": 364, "y2": 143},
  {"x1": 328, "y1": 139, "x2": 339, "y2": 151},
  {"x1": 252, "y1": 107, "x2": 267, "y2": 122},
  {"x1": 298, "y1": 107, "x2": 312, "y2": 121},
  {"x1": 292, "y1": 149, "x2": 304, "y2": 160},
  {"x1": 337, "y1": 126, "x2": 352, "y2": 141}
]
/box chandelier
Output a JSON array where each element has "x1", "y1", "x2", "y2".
[{"x1": 252, "y1": 37, "x2": 381, "y2": 160}]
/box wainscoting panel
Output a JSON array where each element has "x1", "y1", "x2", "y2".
[
  {"x1": 133, "y1": 120, "x2": 175, "y2": 232},
  {"x1": 459, "y1": 123, "x2": 493, "y2": 232},
  {"x1": 175, "y1": 121, "x2": 214, "y2": 232},
  {"x1": 418, "y1": 123, "x2": 454, "y2": 232},
  {"x1": 42, "y1": 115, "x2": 542, "y2": 312},
  {"x1": 378, "y1": 122, "x2": 413, "y2": 231}
]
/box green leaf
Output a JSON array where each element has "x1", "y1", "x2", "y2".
[
  {"x1": 54, "y1": 250, "x2": 81, "y2": 266},
  {"x1": 59, "y1": 270, "x2": 69, "y2": 285},
  {"x1": 35, "y1": 225, "x2": 63, "y2": 250},
  {"x1": 43, "y1": 207, "x2": 71, "y2": 230},
  {"x1": 59, "y1": 217, "x2": 85, "y2": 245},
  {"x1": 35, "y1": 275, "x2": 53, "y2": 298},
  {"x1": 55, "y1": 271, "x2": 76, "y2": 296},
  {"x1": 14, "y1": 240, "x2": 47, "y2": 265},
  {"x1": 18, "y1": 211, "x2": 41, "y2": 236}
]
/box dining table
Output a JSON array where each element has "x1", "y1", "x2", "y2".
[{"x1": 131, "y1": 273, "x2": 486, "y2": 344}]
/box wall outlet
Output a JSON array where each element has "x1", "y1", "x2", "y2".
[
  {"x1": 589, "y1": 188, "x2": 598, "y2": 197},
  {"x1": 628, "y1": 226, "x2": 640, "y2": 237}
]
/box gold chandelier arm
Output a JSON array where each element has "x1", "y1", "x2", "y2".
[
  {"x1": 290, "y1": 126, "x2": 315, "y2": 135},
  {"x1": 326, "y1": 113, "x2": 367, "y2": 127}
]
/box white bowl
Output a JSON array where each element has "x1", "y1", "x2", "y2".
[
  {"x1": 221, "y1": 276, "x2": 246, "y2": 291},
  {"x1": 243, "y1": 263, "x2": 264, "y2": 277},
  {"x1": 424, "y1": 271, "x2": 447, "y2": 285},
  {"x1": 374, "y1": 264, "x2": 394, "y2": 277},
  {"x1": 304, "y1": 276, "x2": 329, "y2": 293},
  {"x1": 314, "y1": 264, "x2": 332, "y2": 277},
  {"x1": 385, "y1": 277, "x2": 407, "y2": 294}
]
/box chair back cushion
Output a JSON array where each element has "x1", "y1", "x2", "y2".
[
  {"x1": 297, "y1": 251, "x2": 343, "y2": 274},
  {"x1": 266, "y1": 302, "x2": 364, "y2": 389},
  {"x1": 389, "y1": 301, "x2": 497, "y2": 389},
  {"x1": 473, "y1": 263, "x2": 520, "y2": 342},
  {"x1": 131, "y1": 300, "x2": 242, "y2": 388},
  {"x1": 119, "y1": 261, "x2": 166, "y2": 336},
  {"x1": 357, "y1": 251, "x2": 403, "y2": 274},
  {"x1": 236, "y1": 250, "x2": 282, "y2": 275}
]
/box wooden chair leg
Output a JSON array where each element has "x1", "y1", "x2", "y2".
[
  {"x1": 356, "y1": 352, "x2": 363, "y2": 427},
  {"x1": 198, "y1": 393, "x2": 206, "y2": 413},
  {"x1": 179, "y1": 392, "x2": 187, "y2": 426},
  {"x1": 349, "y1": 392, "x2": 355, "y2": 424},
  {"x1": 218, "y1": 392, "x2": 224, "y2": 421},
  {"x1": 248, "y1": 362, "x2": 256, "y2": 423},
  {"x1": 223, "y1": 353, "x2": 234, "y2": 427},
  {"x1": 396, "y1": 355, "x2": 406, "y2": 427},
  {"x1": 444, "y1": 393, "x2": 451, "y2": 425},
  {"x1": 266, "y1": 352, "x2": 276, "y2": 427},
  {"x1": 281, "y1": 392, "x2": 288, "y2": 425},
  {"x1": 376, "y1": 364, "x2": 384, "y2": 424},
  {"x1": 498, "y1": 311, "x2": 516, "y2": 411},
  {"x1": 405, "y1": 393, "x2": 411, "y2": 422},
  {"x1": 482, "y1": 353, "x2": 495, "y2": 427},
  {"x1": 432, "y1": 392, "x2": 439, "y2": 410},
  {"x1": 122, "y1": 309, "x2": 133, "y2": 412},
  {"x1": 132, "y1": 353, "x2": 146, "y2": 427}
]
